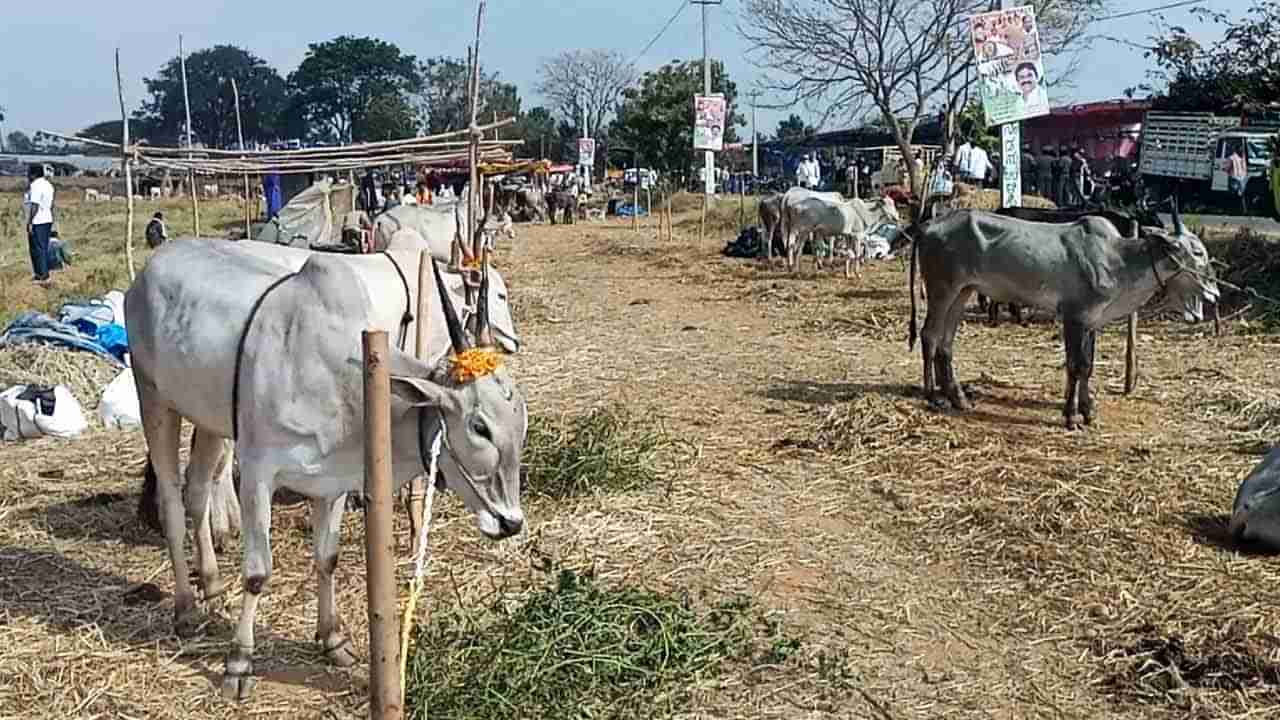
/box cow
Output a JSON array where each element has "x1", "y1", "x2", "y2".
[
  {"x1": 778, "y1": 188, "x2": 901, "y2": 277},
  {"x1": 126, "y1": 238, "x2": 527, "y2": 700},
  {"x1": 202, "y1": 183, "x2": 220, "y2": 199},
  {"x1": 907, "y1": 204, "x2": 1218, "y2": 429},
  {"x1": 758, "y1": 193, "x2": 783, "y2": 261},
  {"x1": 83, "y1": 188, "x2": 104, "y2": 202},
  {"x1": 373, "y1": 202, "x2": 515, "y2": 261},
  {"x1": 979, "y1": 206, "x2": 1167, "y2": 326},
  {"x1": 1231, "y1": 445, "x2": 1280, "y2": 550},
  {"x1": 134, "y1": 226, "x2": 522, "y2": 547},
  {"x1": 546, "y1": 190, "x2": 578, "y2": 225},
  {"x1": 515, "y1": 187, "x2": 548, "y2": 222}
]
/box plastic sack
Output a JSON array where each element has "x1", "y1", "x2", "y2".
[
  {"x1": 0, "y1": 384, "x2": 88, "y2": 440},
  {"x1": 99, "y1": 368, "x2": 141, "y2": 430}
]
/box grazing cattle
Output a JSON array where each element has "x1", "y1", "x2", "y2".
[
  {"x1": 979, "y1": 206, "x2": 1167, "y2": 325},
  {"x1": 546, "y1": 190, "x2": 578, "y2": 225},
  {"x1": 758, "y1": 193, "x2": 783, "y2": 260},
  {"x1": 126, "y1": 239, "x2": 527, "y2": 700},
  {"x1": 779, "y1": 188, "x2": 901, "y2": 277},
  {"x1": 134, "y1": 227, "x2": 523, "y2": 544},
  {"x1": 908, "y1": 205, "x2": 1217, "y2": 429},
  {"x1": 373, "y1": 202, "x2": 515, "y2": 261},
  {"x1": 516, "y1": 187, "x2": 548, "y2": 222},
  {"x1": 83, "y1": 188, "x2": 104, "y2": 202},
  {"x1": 1231, "y1": 445, "x2": 1280, "y2": 550}
]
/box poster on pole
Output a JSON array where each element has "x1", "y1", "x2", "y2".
[
  {"x1": 577, "y1": 138, "x2": 596, "y2": 169},
  {"x1": 693, "y1": 95, "x2": 726, "y2": 152},
  {"x1": 1001, "y1": 124, "x2": 1022, "y2": 208},
  {"x1": 969, "y1": 5, "x2": 1050, "y2": 126}
]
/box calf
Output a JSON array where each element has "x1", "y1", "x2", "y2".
[{"x1": 908, "y1": 206, "x2": 1217, "y2": 429}]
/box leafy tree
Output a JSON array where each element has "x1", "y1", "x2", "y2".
[
  {"x1": 137, "y1": 45, "x2": 287, "y2": 148},
  {"x1": 1142, "y1": 1, "x2": 1280, "y2": 111},
  {"x1": 358, "y1": 92, "x2": 418, "y2": 141},
  {"x1": 6, "y1": 131, "x2": 34, "y2": 153},
  {"x1": 417, "y1": 56, "x2": 521, "y2": 136},
  {"x1": 739, "y1": 0, "x2": 1106, "y2": 194},
  {"x1": 609, "y1": 59, "x2": 745, "y2": 174},
  {"x1": 773, "y1": 114, "x2": 814, "y2": 144},
  {"x1": 535, "y1": 49, "x2": 637, "y2": 138},
  {"x1": 289, "y1": 36, "x2": 423, "y2": 143},
  {"x1": 514, "y1": 106, "x2": 559, "y2": 159}
]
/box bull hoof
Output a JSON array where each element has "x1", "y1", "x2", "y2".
[
  {"x1": 201, "y1": 576, "x2": 228, "y2": 603},
  {"x1": 926, "y1": 394, "x2": 948, "y2": 410},
  {"x1": 174, "y1": 599, "x2": 206, "y2": 638},
  {"x1": 221, "y1": 649, "x2": 256, "y2": 701},
  {"x1": 1064, "y1": 415, "x2": 1085, "y2": 431},
  {"x1": 319, "y1": 633, "x2": 358, "y2": 668},
  {"x1": 950, "y1": 396, "x2": 973, "y2": 412}
]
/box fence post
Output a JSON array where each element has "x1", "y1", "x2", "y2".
[{"x1": 363, "y1": 329, "x2": 403, "y2": 720}]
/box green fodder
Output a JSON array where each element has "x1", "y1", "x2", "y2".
[
  {"x1": 404, "y1": 569, "x2": 768, "y2": 720},
  {"x1": 523, "y1": 406, "x2": 669, "y2": 499},
  {"x1": 1210, "y1": 227, "x2": 1280, "y2": 330}
]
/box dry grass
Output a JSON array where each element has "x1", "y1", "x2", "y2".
[{"x1": 2, "y1": 197, "x2": 1280, "y2": 719}]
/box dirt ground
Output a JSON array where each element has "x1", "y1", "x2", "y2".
[{"x1": 2, "y1": 205, "x2": 1280, "y2": 719}]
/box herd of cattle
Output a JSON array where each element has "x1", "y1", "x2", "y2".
[{"x1": 101, "y1": 178, "x2": 1280, "y2": 702}]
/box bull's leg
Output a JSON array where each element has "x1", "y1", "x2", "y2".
[
  {"x1": 920, "y1": 290, "x2": 956, "y2": 409},
  {"x1": 1011, "y1": 303, "x2": 1025, "y2": 325},
  {"x1": 185, "y1": 429, "x2": 229, "y2": 608},
  {"x1": 222, "y1": 463, "x2": 274, "y2": 701},
  {"x1": 1061, "y1": 320, "x2": 1087, "y2": 430},
  {"x1": 988, "y1": 299, "x2": 1001, "y2": 327},
  {"x1": 1079, "y1": 329, "x2": 1098, "y2": 426},
  {"x1": 139, "y1": 399, "x2": 201, "y2": 637},
  {"x1": 977, "y1": 294, "x2": 990, "y2": 313},
  {"x1": 312, "y1": 494, "x2": 357, "y2": 667},
  {"x1": 939, "y1": 289, "x2": 975, "y2": 411}
]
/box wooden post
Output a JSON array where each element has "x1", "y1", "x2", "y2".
[
  {"x1": 1212, "y1": 302, "x2": 1221, "y2": 336},
  {"x1": 115, "y1": 50, "x2": 136, "y2": 281},
  {"x1": 179, "y1": 35, "x2": 201, "y2": 237},
  {"x1": 362, "y1": 330, "x2": 403, "y2": 720},
  {"x1": 1123, "y1": 312, "x2": 1138, "y2": 395},
  {"x1": 632, "y1": 166, "x2": 639, "y2": 232},
  {"x1": 231, "y1": 78, "x2": 251, "y2": 240},
  {"x1": 700, "y1": 193, "x2": 707, "y2": 245},
  {"x1": 467, "y1": 3, "x2": 487, "y2": 263}
]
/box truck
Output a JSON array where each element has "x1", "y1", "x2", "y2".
[{"x1": 1137, "y1": 111, "x2": 1278, "y2": 218}]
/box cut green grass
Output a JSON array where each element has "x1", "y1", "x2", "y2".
[
  {"x1": 522, "y1": 405, "x2": 670, "y2": 500},
  {"x1": 404, "y1": 568, "x2": 784, "y2": 720}
]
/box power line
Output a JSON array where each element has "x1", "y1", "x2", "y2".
[
  {"x1": 629, "y1": 0, "x2": 690, "y2": 68},
  {"x1": 1093, "y1": 0, "x2": 1206, "y2": 22}
]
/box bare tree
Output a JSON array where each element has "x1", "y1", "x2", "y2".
[
  {"x1": 739, "y1": 0, "x2": 1104, "y2": 196},
  {"x1": 535, "y1": 49, "x2": 638, "y2": 138}
]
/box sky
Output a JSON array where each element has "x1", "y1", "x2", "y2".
[{"x1": 0, "y1": 0, "x2": 1240, "y2": 144}]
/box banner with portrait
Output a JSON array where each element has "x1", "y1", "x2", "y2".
[
  {"x1": 577, "y1": 138, "x2": 596, "y2": 168},
  {"x1": 969, "y1": 5, "x2": 1050, "y2": 126},
  {"x1": 693, "y1": 95, "x2": 726, "y2": 152}
]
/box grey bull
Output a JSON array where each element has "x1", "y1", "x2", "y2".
[
  {"x1": 134, "y1": 228, "x2": 523, "y2": 545},
  {"x1": 126, "y1": 238, "x2": 528, "y2": 700},
  {"x1": 373, "y1": 201, "x2": 515, "y2": 261},
  {"x1": 758, "y1": 193, "x2": 783, "y2": 260},
  {"x1": 1231, "y1": 445, "x2": 1280, "y2": 550},
  {"x1": 908, "y1": 207, "x2": 1218, "y2": 429},
  {"x1": 778, "y1": 188, "x2": 901, "y2": 277}
]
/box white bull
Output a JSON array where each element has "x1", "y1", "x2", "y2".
[{"x1": 778, "y1": 188, "x2": 901, "y2": 277}]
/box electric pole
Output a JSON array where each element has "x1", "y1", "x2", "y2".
[
  {"x1": 692, "y1": 0, "x2": 721, "y2": 196},
  {"x1": 749, "y1": 89, "x2": 761, "y2": 178}
]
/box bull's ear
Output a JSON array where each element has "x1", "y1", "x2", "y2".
[{"x1": 390, "y1": 376, "x2": 459, "y2": 409}]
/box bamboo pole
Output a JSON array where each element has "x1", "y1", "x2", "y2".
[
  {"x1": 467, "y1": 3, "x2": 486, "y2": 262},
  {"x1": 115, "y1": 50, "x2": 135, "y2": 281},
  {"x1": 406, "y1": 251, "x2": 432, "y2": 557},
  {"x1": 231, "y1": 78, "x2": 251, "y2": 240},
  {"x1": 362, "y1": 330, "x2": 403, "y2": 720},
  {"x1": 179, "y1": 35, "x2": 200, "y2": 237},
  {"x1": 1123, "y1": 312, "x2": 1138, "y2": 395}
]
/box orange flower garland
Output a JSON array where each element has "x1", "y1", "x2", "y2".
[{"x1": 449, "y1": 348, "x2": 503, "y2": 384}]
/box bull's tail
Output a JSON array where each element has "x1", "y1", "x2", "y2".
[{"x1": 908, "y1": 225, "x2": 920, "y2": 351}]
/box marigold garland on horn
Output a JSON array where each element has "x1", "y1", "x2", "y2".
[{"x1": 449, "y1": 347, "x2": 503, "y2": 384}]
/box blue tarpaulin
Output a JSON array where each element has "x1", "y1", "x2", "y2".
[{"x1": 1, "y1": 312, "x2": 127, "y2": 366}]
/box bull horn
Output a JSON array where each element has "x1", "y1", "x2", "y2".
[
  {"x1": 476, "y1": 248, "x2": 495, "y2": 347},
  {"x1": 1170, "y1": 195, "x2": 1185, "y2": 235},
  {"x1": 431, "y1": 258, "x2": 470, "y2": 355}
]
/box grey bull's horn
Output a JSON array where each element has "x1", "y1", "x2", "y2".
[
  {"x1": 477, "y1": 248, "x2": 495, "y2": 347},
  {"x1": 431, "y1": 257, "x2": 470, "y2": 355}
]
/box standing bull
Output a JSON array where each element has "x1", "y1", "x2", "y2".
[
  {"x1": 546, "y1": 190, "x2": 578, "y2": 225},
  {"x1": 779, "y1": 187, "x2": 901, "y2": 277},
  {"x1": 758, "y1": 193, "x2": 783, "y2": 261},
  {"x1": 908, "y1": 204, "x2": 1218, "y2": 429}
]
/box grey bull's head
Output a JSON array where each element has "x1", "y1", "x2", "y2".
[
  {"x1": 389, "y1": 256, "x2": 527, "y2": 540},
  {"x1": 1144, "y1": 198, "x2": 1219, "y2": 321},
  {"x1": 1230, "y1": 446, "x2": 1280, "y2": 550}
]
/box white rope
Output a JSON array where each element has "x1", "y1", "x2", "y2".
[{"x1": 399, "y1": 420, "x2": 445, "y2": 698}]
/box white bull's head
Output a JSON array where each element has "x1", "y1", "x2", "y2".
[{"x1": 391, "y1": 256, "x2": 527, "y2": 540}]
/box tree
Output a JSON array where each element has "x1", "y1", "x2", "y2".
[
  {"x1": 358, "y1": 92, "x2": 418, "y2": 141},
  {"x1": 535, "y1": 49, "x2": 638, "y2": 139},
  {"x1": 514, "y1": 106, "x2": 559, "y2": 159},
  {"x1": 774, "y1": 114, "x2": 814, "y2": 144},
  {"x1": 289, "y1": 36, "x2": 423, "y2": 143},
  {"x1": 609, "y1": 59, "x2": 745, "y2": 174},
  {"x1": 6, "y1": 131, "x2": 34, "y2": 153},
  {"x1": 137, "y1": 45, "x2": 287, "y2": 148},
  {"x1": 417, "y1": 56, "x2": 521, "y2": 136},
  {"x1": 739, "y1": 0, "x2": 1104, "y2": 195},
  {"x1": 1142, "y1": 1, "x2": 1280, "y2": 111}
]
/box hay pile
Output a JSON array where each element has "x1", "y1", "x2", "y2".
[
  {"x1": 0, "y1": 344, "x2": 120, "y2": 425},
  {"x1": 951, "y1": 182, "x2": 1056, "y2": 210},
  {"x1": 1209, "y1": 227, "x2": 1280, "y2": 328}
]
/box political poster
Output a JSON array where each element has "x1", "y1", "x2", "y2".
[
  {"x1": 577, "y1": 138, "x2": 596, "y2": 168},
  {"x1": 970, "y1": 5, "x2": 1050, "y2": 126},
  {"x1": 693, "y1": 95, "x2": 726, "y2": 152}
]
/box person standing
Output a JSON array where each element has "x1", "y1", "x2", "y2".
[
  {"x1": 1225, "y1": 144, "x2": 1248, "y2": 214},
  {"x1": 145, "y1": 211, "x2": 168, "y2": 249},
  {"x1": 262, "y1": 173, "x2": 283, "y2": 220},
  {"x1": 24, "y1": 164, "x2": 55, "y2": 285},
  {"x1": 1036, "y1": 146, "x2": 1055, "y2": 201},
  {"x1": 1053, "y1": 144, "x2": 1071, "y2": 206}
]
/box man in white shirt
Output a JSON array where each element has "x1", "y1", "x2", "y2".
[{"x1": 24, "y1": 164, "x2": 56, "y2": 284}]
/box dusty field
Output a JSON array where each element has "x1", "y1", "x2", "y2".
[{"x1": 2, "y1": 201, "x2": 1280, "y2": 719}]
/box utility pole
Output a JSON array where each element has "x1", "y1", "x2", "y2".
[
  {"x1": 749, "y1": 90, "x2": 761, "y2": 178},
  {"x1": 692, "y1": 0, "x2": 722, "y2": 196}
]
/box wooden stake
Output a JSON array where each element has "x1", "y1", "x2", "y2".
[
  {"x1": 467, "y1": 2, "x2": 486, "y2": 262},
  {"x1": 231, "y1": 78, "x2": 251, "y2": 240},
  {"x1": 700, "y1": 193, "x2": 707, "y2": 246},
  {"x1": 1123, "y1": 312, "x2": 1138, "y2": 395},
  {"x1": 179, "y1": 35, "x2": 200, "y2": 237},
  {"x1": 362, "y1": 330, "x2": 403, "y2": 720},
  {"x1": 116, "y1": 49, "x2": 135, "y2": 281},
  {"x1": 1212, "y1": 302, "x2": 1221, "y2": 336}
]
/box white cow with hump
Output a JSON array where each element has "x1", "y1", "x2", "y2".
[
  {"x1": 125, "y1": 232, "x2": 528, "y2": 701},
  {"x1": 778, "y1": 187, "x2": 901, "y2": 277}
]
